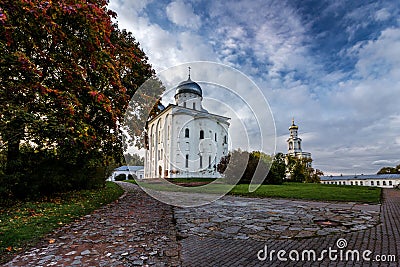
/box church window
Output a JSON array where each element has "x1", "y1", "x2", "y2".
[
  {"x1": 371, "y1": 181, "x2": 374, "y2": 186},
  {"x1": 200, "y1": 155, "x2": 203, "y2": 168},
  {"x1": 355, "y1": 181, "x2": 358, "y2": 185},
  {"x1": 360, "y1": 181, "x2": 363, "y2": 185},
  {"x1": 200, "y1": 130, "x2": 204, "y2": 139},
  {"x1": 185, "y1": 128, "x2": 189, "y2": 138},
  {"x1": 383, "y1": 181, "x2": 387, "y2": 186},
  {"x1": 377, "y1": 181, "x2": 380, "y2": 186},
  {"x1": 185, "y1": 154, "x2": 189, "y2": 168},
  {"x1": 389, "y1": 181, "x2": 392, "y2": 186},
  {"x1": 193, "y1": 103, "x2": 196, "y2": 110},
  {"x1": 289, "y1": 142, "x2": 293, "y2": 150},
  {"x1": 350, "y1": 181, "x2": 353, "y2": 185},
  {"x1": 209, "y1": 156, "x2": 212, "y2": 168},
  {"x1": 215, "y1": 133, "x2": 217, "y2": 141},
  {"x1": 183, "y1": 102, "x2": 186, "y2": 108},
  {"x1": 224, "y1": 135, "x2": 227, "y2": 144},
  {"x1": 299, "y1": 143, "x2": 301, "y2": 150}
]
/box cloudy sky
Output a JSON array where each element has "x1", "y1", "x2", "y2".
[{"x1": 110, "y1": 0, "x2": 400, "y2": 175}]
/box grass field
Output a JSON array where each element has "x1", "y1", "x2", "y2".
[
  {"x1": 126, "y1": 179, "x2": 382, "y2": 203},
  {"x1": 230, "y1": 183, "x2": 381, "y2": 203},
  {"x1": 0, "y1": 182, "x2": 124, "y2": 263}
]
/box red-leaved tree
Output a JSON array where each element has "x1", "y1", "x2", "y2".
[{"x1": 0, "y1": 0, "x2": 155, "y2": 198}]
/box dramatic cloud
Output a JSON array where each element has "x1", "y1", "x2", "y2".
[
  {"x1": 166, "y1": 1, "x2": 201, "y2": 29},
  {"x1": 109, "y1": 0, "x2": 400, "y2": 175}
]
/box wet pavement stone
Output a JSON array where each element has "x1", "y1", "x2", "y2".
[
  {"x1": 4, "y1": 183, "x2": 400, "y2": 267},
  {"x1": 180, "y1": 189, "x2": 400, "y2": 266},
  {"x1": 175, "y1": 195, "x2": 380, "y2": 241},
  {"x1": 3, "y1": 182, "x2": 181, "y2": 267}
]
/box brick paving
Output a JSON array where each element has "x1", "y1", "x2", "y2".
[
  {"x1": 3, "y1": 184, "x2": 400, "y2": 267},
  {"x1": 3, "y1": 182, "x2": 181, "y2": 267},
  {"x1": 181, "y1": 189, "x2": 400, "y2": 267}
]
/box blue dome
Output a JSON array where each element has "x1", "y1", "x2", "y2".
[{"x1": 175, "y1": 78, "x2": 202, "y2": 97}]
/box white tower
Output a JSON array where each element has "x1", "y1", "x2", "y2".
[
  {"x1": 286, "y1": 119, "x2": 311, "y2": 166},
  {"x1": 287, "y1": 118, "x2": 302, "y2": 154}
]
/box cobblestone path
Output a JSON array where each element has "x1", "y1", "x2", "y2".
[
  {"x1": 180, "y1": 189, "x2": 400, "y2": 267},
  {"x1": 175, "y1": 196, "x2": 380, "y2": 240},
  {"x1": 4, "y1": 184, "x2": 400, "y2": 267},
  {"x1": 4, "y1": 182, "x2": 181, "y2": 267}
]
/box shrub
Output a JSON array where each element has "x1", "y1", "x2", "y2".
[
  {"x1": 115, "y1": 174, "x2": 127, "y2": 181},
  {"x1": 127, "y1": 174, "x2": 137, "y2": 180}
]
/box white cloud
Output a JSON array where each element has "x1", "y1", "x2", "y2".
[
  {"x1": 375, "y1": 8, "x2": 391, "y2": 21},
  {"x1": 166, "y1": 1, "x2": 201, "y2": 29},
  {"x1": 108, "y1": 0, "x2": 400, "y2": 175},
  {"x1": 372, "y1": 160, "x2": 394, "y2": 166}
]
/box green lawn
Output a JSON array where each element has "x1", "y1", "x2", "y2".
[
  {"x1": 125, "y1": 180, "x2": 381, "y2": 203},
  {"x1": 230, "y1": 183, "x2": 382, "y2": 203},
  {"x1": 0, "y1": 182, "x2": 124, "y2": 263}
]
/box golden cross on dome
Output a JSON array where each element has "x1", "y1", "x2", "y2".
[{"x1": 188, "y1": 66, "x2": 191, "y2": 79}]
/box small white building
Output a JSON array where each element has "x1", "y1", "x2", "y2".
[
  {"x1": 286, "y1": 119, "x2": 312, "y2": 166},
  {"x1": 320, "y1": 174, "x2": 400, "y2": 188},
  {"x1": 108, "y1": 166, "x2": 144, "y2": 181},
  {"x1": 144, "y1": 72, "x2": 230, "y2": 179}
]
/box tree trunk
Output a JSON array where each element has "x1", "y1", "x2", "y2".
[{"x1": 5, "y1": 119, "x2": 22, "y2": 175}]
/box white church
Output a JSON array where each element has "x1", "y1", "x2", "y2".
[{"x1": 144, "y1": 71, "x2": 230, "y2": 178}]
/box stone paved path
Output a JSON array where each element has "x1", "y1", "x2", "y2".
[
  {"x1": 175, "y1": 197, "x2": 380, "y2": 240},
  {"x1": 4, "y1": 184, "x2": 400, "y2": 267},
  {"x1": 4, "y1": 182, "x2": 181, "y2": 267},
  {"x1": 180, "y1": 189, "x2": 400, "y2": 266}
]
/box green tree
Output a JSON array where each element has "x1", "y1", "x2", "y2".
[
  {"x1": 377, "y1": 165, "x2": 400, "y2": 174},
  {"x1": 286, "y1": 156, "x2": 317, "y2": 183},
  {"x1": 305, "y1": 168, "x2": 323, "y2": 183},
  {"x1": 0, "y1": 0, "x2": 154, "y2": 199},
  {"x1": 265, "y1": 153, "x2": 285, "y2": 185},
  {"x1": 218, "y1": 150, "x2": 283, "y2": 185},
  {"x1": 125, "y1": 153, "x2": 144, "y2": 166}
]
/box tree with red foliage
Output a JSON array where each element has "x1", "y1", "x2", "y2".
[{"x1": 0, "y1": 0, "x2": 155, "y2": 198}]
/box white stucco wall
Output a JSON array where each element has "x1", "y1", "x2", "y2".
[{"x1": 145, "y1": 104, "x2": 229, "y2": 179}]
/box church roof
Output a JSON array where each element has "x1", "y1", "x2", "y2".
[
  {"x1": 175, "y1": 77, "x2": 202, "y2": 97},
  {"x1": 114, "y1": 166, "x2": 144, "y2": 172}
]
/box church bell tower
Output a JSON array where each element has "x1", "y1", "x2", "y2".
[{"x1": 287, "y1": 118, "x2": 302, "y2": 154}]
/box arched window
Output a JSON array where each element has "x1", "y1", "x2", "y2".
[
  {"x1": 199, "y1": 155, "x2": 203, "y2": 168},
  {"x1": 185, "y1": 154, "x2": 189, "y2": 168},
  {"x1": 215, "y1": 133, "x2": 217, "y2": 141},
  {"x1": 193, "y1": 103, "x2": 196, "y2": 110},
  {"x1": 289, "y1": 142, "x2": 293, "y2": 150},
  {"x1": 185, "y1": 128, "x2": 189, "y2": 138},
  {"x1": 208, "y1": 155, "x2": 211, "y2": 168},
  {"x1": 200, "y1": 130, "x2": 204, "y2": 139},
  {"x1": 224, "y1": 135, "x2": 227, "y2": 144},
  {"x1": 183, "y1": 102, "x2": 186, "y2": 108}
]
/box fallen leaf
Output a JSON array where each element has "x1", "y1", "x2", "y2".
[
  {"x1": 49, "y1": 239, "x2": 55, "y2": 244},
  {"x1": 6, "y1": 246, "x2": 12, "y2": 252}
]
